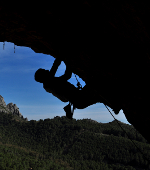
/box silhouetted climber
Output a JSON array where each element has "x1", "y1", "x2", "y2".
[
  {"x1": 35, "y1": 58, "x2": 74, "y2": 119},
  {"x1": 34, "y1": 58, "x2": 100, "y2": 119}
]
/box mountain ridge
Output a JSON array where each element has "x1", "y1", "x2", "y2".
[
  {"x1": 0, "y1": 111, "x2": 149, "y2": 170},
  {"x1": 0, "y1": 95, "x2": 28, "y2": 122}
]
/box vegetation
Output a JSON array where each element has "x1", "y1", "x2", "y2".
[{"x1": 0, "y1": 112, "x2": 150, "y2": 170}]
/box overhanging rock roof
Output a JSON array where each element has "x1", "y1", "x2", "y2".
[{"x1": 1, "y1": 1, "x2": 150, "y2": 143}]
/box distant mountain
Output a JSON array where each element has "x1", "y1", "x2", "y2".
[
  {"x1": 0, "y1": 95, "x2": 28, "y2": 122},
  {"x1": 1, "y1": 96, "x2": 150, "y2": 169},
  {"x1": 0, "y1": 112, "x2": 149, "y2": 170}
]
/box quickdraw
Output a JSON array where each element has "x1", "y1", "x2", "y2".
[{"x1": 74, "y1": 74, "x2": 82, "y2": 90}]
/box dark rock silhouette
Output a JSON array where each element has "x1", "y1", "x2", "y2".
[{"x1": 0, "y1": 1, "x2": 150, "y2": 143}]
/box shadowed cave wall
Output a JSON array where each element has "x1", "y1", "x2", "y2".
[{"x1": 0, "y1": 1, "x2": 150, "y2": 144}]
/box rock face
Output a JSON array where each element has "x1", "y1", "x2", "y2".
[
  {"x1": 0, "y1": 95, "x2": 28, "y2": 121},
  {"x1": 0, "y1": 1, "x2": 150, "y2": 143},
  {"x1": 7, "y1": 103, "x2": 22, "y2": 118},
  {"x1": 0, "y1": 95, "x2": 9, "y2": 114}
]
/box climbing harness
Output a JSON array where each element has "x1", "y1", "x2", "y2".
[
  {"x1": 74, "y1": 74, "x2": 82, "y2": 90},
  {"x1": 65, "y1": 74, "x2": 82, "y2": 119},
  {"x1": 75, "y1": 75, "x2": 150, "y2": 166}
]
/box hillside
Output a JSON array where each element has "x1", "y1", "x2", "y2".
[{"x1": 0, "y1": 112, "x2": 150, "y2": 170}]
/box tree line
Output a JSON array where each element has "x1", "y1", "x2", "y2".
[{"x1": 0, "y1": 112, "x2": 149, "y2": 170}]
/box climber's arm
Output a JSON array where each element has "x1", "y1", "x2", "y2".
[
  {"x1": 49, "y1": 58, "x2": 72, "y2": 80},
  {"x1": 59, "y1": 64, "x2": 72, "y2": 81},
  {"x1": 49, "y1": 58, "x2": 61, "y2": 77}
]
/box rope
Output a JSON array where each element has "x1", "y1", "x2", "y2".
[
  {"x1": 104, "y1": 103, "x2": 150, "y2": 165},
  {"x1": 4, "y1": 35, "x2": 149, "y2": 165},
  {"x1": 74, "y1": 73, "x2": 150, "y2": 166}
]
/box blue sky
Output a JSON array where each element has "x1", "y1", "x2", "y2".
[{"x1": 0, "y1": 41, "x2": 131, "y2": 125}]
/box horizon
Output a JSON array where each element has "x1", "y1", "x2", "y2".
[{"x1": 0, "y1": 41, "x2": 131, "y2": 125}]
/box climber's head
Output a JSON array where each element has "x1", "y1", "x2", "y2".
[{"x1": 34, "y1": 68, "x2": 50, "y2": 83}]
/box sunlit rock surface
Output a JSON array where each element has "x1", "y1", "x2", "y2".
[{"x1": 0, "y1": 95, "x2": 28, "y2": 121}]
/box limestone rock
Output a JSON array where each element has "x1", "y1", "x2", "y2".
[
  {"x1": 7, "y1": 103, "x2": 22, "y2": 117},
  {"x1": 0, "y1": 95, "x2": 10, "y2": 114},
  {"x1": 24, "y1": 117, "x2": 28, "y2": 121},
  {"x1": 0, "y1": 95, "x2": 27, "y2": 121}
]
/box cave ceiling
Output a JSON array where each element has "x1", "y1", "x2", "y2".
[{"x1": 0, "y1": 1, "x2": 150, "y2": 143}]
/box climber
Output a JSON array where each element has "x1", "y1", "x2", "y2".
[
  {"x1": 34, "y1": 58, "x2": 98, "y2": 119},
  {"x1": 35, "y1": 57, "x2": 74, "y2": 119}
]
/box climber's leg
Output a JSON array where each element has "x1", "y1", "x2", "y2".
[
  {"x1": 63, "y1": 102, "x2": 73, "y2": 120},
  {"x1": 44, "y1": 79, "x2": 98, "y2": 109},
  {"x1": 66, "y1": 84, "x2": 98, "y2": 109},
  {"x1": 61, "y1": 84, "x2": 98, "y2": 110},
  {"x1": 73, "y1": 85, "x2": 98, "y2": 109},
  {"x1": 72, "y1": 104, "x2": 76, "y2": 112}
]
